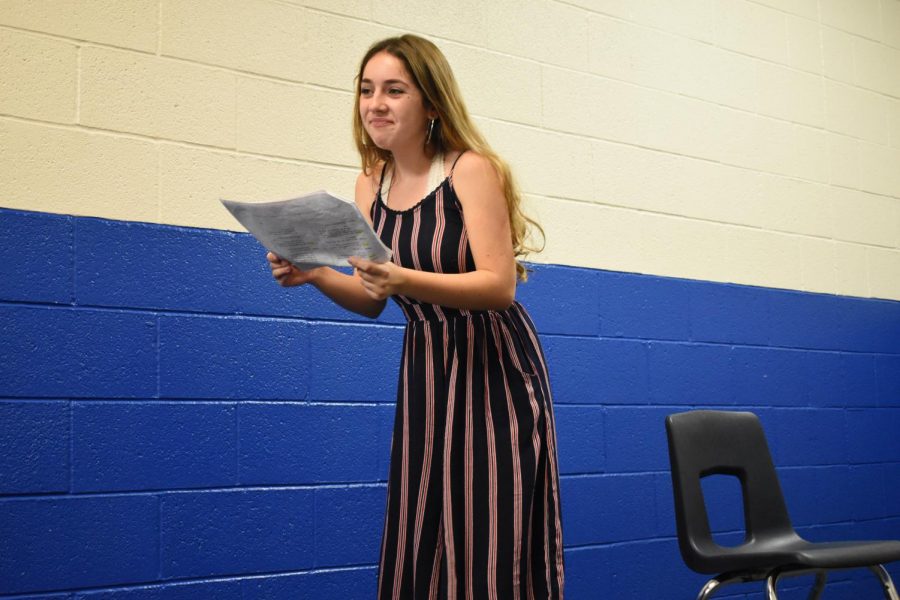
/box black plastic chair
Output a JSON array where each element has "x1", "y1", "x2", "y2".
[{"x1": 665, "y1": 410, "x2": 900, "y2": 600}]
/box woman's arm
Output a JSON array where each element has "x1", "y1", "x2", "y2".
[
  {"x1": 267, "y1": 172, "x2": 387, "y2": 319},
  {"x1": 350, "y1": 152, "x2": 517, "y2": 311}
]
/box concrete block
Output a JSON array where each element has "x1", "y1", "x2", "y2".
[
  {"x1": 374, "y1": 0, "x2": 488, "y2": 47},
  {"x1": 0, "y1": 209, "x2": 73, "y2": 304},
  {"x1": 0, "y1": 29, "x2": 76, "y2": 123},
  {"x1": 242, "y1": 568, "x2": 377, "y2": 600},
  {"x1": 713, "y1": 0, "x2": 789, "y2": 65},
  {"x1": 0, "y1": 0, "x2": 157, "y2": 51},
  {"x1": 859, "y1": 141, "x2": 900, "y2": 198},
  {"x1": 700, "y1": 473, "x2": 745, "y2": 540},
  {"x1": 0, "y1": 495, "x2": 158, "y2": 594},
  {"x1": 307, "y1": 322, "x2": 404, "y2": 402},
  {"x1": 797, "y1": 235, "x2": 837, "y2": 296},
  {"x1": 854, "y1": 37, "x2": 900, "y2": 98},
  {"x1": 299, "y1": 11, "x2": 392, "y2": 91},
  {"x1": 80, "y1": 46, "x2": 235, "y2": 148},
  {"x1": 648, "y1": 342, "x2": 733, "y2": 405},
  {"x1": 890, "y1": 99, "x2": 900, "y2": 148},
  {"x1": 705, "y1": 48, "x2": 759, "y2": 113},
  {"x1": 314, "y1": 485, "x2": 385, "y2": 566},
  {"x1": 840, "y1": 352, "x2": 880, "y2": 407},
  {"x1": 846, "y1": 408, "x2": 900, "y2": 463},
  {"x1": 868, "y1": 246, "x2": 900, "y2": 309},
  {"x1": 766, "y1": 289, "x2": 845, "y2": 350},
  {"x1": 73, "y1": 402, "x2": 237, "y2": 492},
  {"x1": 0, "y1": 305, "x2": 157, "y2": 398},
  {"x1": 755, "y1": 62, "x2": 824, "y2": 128},
  {"x1": 159, "y1": 143, "x2": 357, "y2": 230},
  {"x1": 74, "y1": 580, "x2": 241, "y2": 600},
  {"x1": 786, "y1": 13, "x2": 824, "y2": 73},
  {"x1": 766, "y1": 408, "x2": 848, "y2": 466},
  {"x1": 158, "y1": 314, "x2": 308, "y2": 400},
  {"x1": 161, "y1": 0, "x2": 305, "y2": 81},
  {"x1": 820, "y1": 0, "x2": 882, "y2": 40},
  {"x1": 598, "y1": 272, "x2": 692, "y2": 341},
  {"x1": 75, "y1": 218, "x2": 242, "y2": 313},
  {"x1": 514, "y1": 264, "x2": 600, "y2": 336},
  {"x1": 486, "y1": 121, "x2": 594, "y2": 202},
  {"x1": 160, "y1": 489, "x2": 314, "y2": 578},
  {"x1": 534, "y1": 197, "x2": 646, "y2": 276},
  {"x1": 876, "y1": 354, "x2": 900, "y2": 406},
  {"x1": 730, "y1": 347, "x2": 810, "y2": 407},
  {"x1": 689, "y1": 280, "x2": 770, "y2": 345},
  {"x1": 822, "y1": 26, "x2": 856, "y2": 84},
  {"x1": 586, "y1": 0, "x2": 715, "y2": 43},
  {"x1": 483, "y1": 0, "x2": 587, "y2": 69},
  {"x1": 236, "y1": 77, "x2": 356, "y2": 166},
  {"x1": 0, "y1": 120, "x2": 158, "y2": 222},
  {"x1": 885, "y1": 0, "x2": 900, "y2": 49},
  {"x1": 229, "y1": 232, "x2": 366, "y2": 323},
  {"x1": 826, "y1": 132, "x2": 860, "y2": 189},
  {"x1": 836, "y1": 296, "x2": 900, "y2": 353},
  {"x1": 603, "y1": 538, "x2": 700, "y2": 597},
  {"x1": 749, "y1": 0, "x2": 818, "y2": 19},
  {"x1": 825, "y1": 80, "x2": 889, "y2": 145},
  {"x1": 802, "y1": 350, "x2": 845, "y2": 407},
  {"x1": 561, "y1": 474, "x2": 657, "y2": 545},
  {"x1": 847, "y1": 464, "x2": 888, "y2": 520},
  {"x1": 0, "y1": 401, "x2": 69, "y2": 494},
  {"x1": 542, "y1": 336, "x2": 649, "y2": 405},
  {"x1": 834, "y1": 241, "x2": 870, "y2": 298},
  {"x1": 441, "y1": 42, "x2": 542, "y2": 126},
  {"x1": 639, "y1": 215, "x2": 739, "y2": 287},
  {"x1": 554, "y1": 406, "x2": 604, "y2": 474},
  {"x1": 604, "y1": 406, "x2": 673, "y2": 472},
  {"x1": 238, "y1": 402, "x2": 381, "y2": 484},
  {"x1": 779, "y1": 466, "x2": 853, "y2": 525}
]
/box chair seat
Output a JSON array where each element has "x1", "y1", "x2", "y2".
[
  {"x1": 695, "y1": 536, "x2": 900, "y2": 574},
  {"x1": 781, "y1": 538, "x2": 900, "y2": 570}
]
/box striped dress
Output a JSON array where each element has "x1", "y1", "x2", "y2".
[{"x1": 372, "y1": 155, "x2": 565, "y2": 600}]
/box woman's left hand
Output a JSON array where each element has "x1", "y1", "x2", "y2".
[{"x1": 348, "y1": 256, "x2": 405, "y2": 301}]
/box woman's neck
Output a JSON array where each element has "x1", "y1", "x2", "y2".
[{"x1": 389, "y1": 146, "x2": 433, "y2": 183}]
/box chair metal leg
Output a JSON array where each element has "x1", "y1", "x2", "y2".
[
  {"x1": 696, "y1": 574, "x2": 744, "y2": 600},
  {"x1": 807, "y1": 571, "x2": 827, "y2": 600},
  {"x1": 765, "y1": 571, "x2": 782, "y2": 600},
  {"x1": 695, "y1": 577, "x2": 722, "y2": 600},
  {"x1": 869, "y1": 564, "x2": 900, "y2": 600}
]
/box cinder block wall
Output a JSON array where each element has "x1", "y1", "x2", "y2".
[{"x1": 2, "y1": 1, "x2": 900, "y2": 599}]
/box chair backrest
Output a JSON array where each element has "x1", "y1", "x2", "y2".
[{"x1": 665, "y1": 410, "x2": 796, "y2": 573}]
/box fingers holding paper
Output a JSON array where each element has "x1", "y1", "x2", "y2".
[
  {"x1": 267, "y1": 251, "x2": 321, "y2": 287},
  {"x1": 349, "y1": 256, "x2": 403, "y2": 301}
]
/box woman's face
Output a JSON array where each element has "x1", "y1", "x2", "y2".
[{"x1": 359, "y1": 51, "x2": 433, "y2": 153}]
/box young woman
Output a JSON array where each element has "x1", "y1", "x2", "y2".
[{"x1": 268, "y1": 34, "x2": 564, "y2": 600}]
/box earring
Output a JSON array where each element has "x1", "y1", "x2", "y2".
[{"x1": 426, "y1": 119, "x2": 435, "y2": 144}]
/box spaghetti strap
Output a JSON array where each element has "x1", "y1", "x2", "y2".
[
  {"x1": 376, "y1": 161, "x2": 390, "y2": 195},
  {"x1": 448, "y1": 150, "x2": 466, "y2": 177}
]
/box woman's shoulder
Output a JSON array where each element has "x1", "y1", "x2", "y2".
[
  {"x1": 354, "y1": 161, "x2": 386, "y2": 213},
  {"x1": 449, "y1": 151, "x2": 501, "y2": 193}
]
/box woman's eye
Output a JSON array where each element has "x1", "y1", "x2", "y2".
[
  {"x1": 360, "y1": 87, "x2": 372, "y2": 96},
  {"x1": 389, "y1": 88, "x2": 404, "y2": 95}
]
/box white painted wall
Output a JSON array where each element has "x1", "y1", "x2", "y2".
[{"x1": 1, "y1": 0, "x2": 898, "y2": 299}]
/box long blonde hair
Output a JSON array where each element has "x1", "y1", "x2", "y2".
[{"x1": 352, "y1": 34, "x2": 543, "y2": 281}]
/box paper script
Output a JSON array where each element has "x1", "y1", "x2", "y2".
[{"x1": 221, "y1": 191, "x2": 392, "y2": 270}]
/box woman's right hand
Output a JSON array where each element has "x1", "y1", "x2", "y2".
[{"x1": 266, "y1": 252, "x2": 321, "y2": 287}]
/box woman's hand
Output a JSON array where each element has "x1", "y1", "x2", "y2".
[
  {"x1": 267, "y1": 252, "x2": 321, "y2": 287},
  {"x1": 348, "y1": 256, "x2": 405, "y2": 301}
]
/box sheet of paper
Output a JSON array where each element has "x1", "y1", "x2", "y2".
[{"x1": 221, "y1": 191, "x2": 392, "y2": 271}]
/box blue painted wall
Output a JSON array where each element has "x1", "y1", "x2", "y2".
[{"x1": 1, "y1": 207, "x2": 899, "y2": 599}]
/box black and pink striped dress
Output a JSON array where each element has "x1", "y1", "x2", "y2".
[{"x1": 371, "y1": 156, "x2": 565, "y2": 600}]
